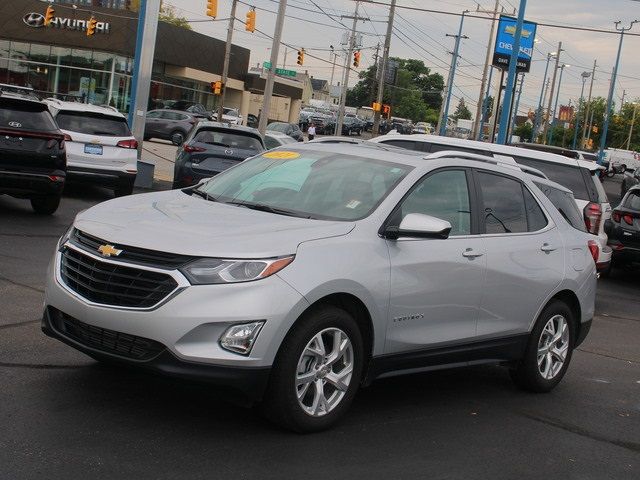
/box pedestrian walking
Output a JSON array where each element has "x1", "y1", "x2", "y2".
[{"x1": 307, "y1": 123, "x2": 316, "y2": 141}]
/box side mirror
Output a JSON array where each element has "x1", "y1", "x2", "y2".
[{"x1": 385, "y1": 213, "x2": 452, "y2": 240}]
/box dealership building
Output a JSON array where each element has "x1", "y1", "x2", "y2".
[{"x1": 0, "y1": 0, "x2": 303, "y2": 122}]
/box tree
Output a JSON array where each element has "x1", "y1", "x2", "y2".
[
  {"x1": 126, "y1": 0, "x2": 192, "y2": 30},
  {"x1": 513, "y1": 122, "x2": 532, "y2": 141},
  {"x1": 452, "y1": 98, "x2": 472, "y2": 121}
]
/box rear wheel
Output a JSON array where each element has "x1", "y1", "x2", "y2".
[
  {"x1": 510, "y1": 300, "x2": 574, "y2": 392},
  {"x1": 262, "y1": 306, "x2": 363, "y2": 432},
  {"x1": 170, "y1": 130, "x2": 186, "y2": 146},
  {"x1": 30, "y1": 195, "x2": 61, "y2": 215},
  {"x1": 114, "y1": 180, "x2": 135, "y2": 197}
]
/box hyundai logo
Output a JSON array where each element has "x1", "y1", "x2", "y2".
[
  {"x1": 23, "y1": 12, "x2": 45, "y2": 28},
  {"x1": 8, "y1": 122, "x2": 22, "y2": 128}
]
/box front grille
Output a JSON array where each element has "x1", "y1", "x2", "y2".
[
  {"x1": 60, "y1": 247, "x2": 178, "y2": 308},
  {"x1": 49, "y1": 308, "x2": 165, "y2": 361},
  {"x1": 72, "y1": 229, "x2": 195, "y2": 269}
]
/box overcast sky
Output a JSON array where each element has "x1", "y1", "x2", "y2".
[{"x1": 168, "y1": 0, "x2": 640, "y2": 118}]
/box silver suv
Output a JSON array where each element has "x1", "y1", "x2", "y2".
[{"x1": 43, "y1": 142, "x2": 598, "y2": 432}]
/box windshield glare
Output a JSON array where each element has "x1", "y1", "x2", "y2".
[
  {"x1": 56, "y1": 111, "x2": 130, "y2": 136},
  {"x1": 199, "y1": 151, "x2": 411, "y2": 220},
  {"x1": 193, "y1": 129, "x2": 263, "y2": 150}
]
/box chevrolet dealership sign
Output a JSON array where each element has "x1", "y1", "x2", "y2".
[{"x1": 23, "y1": 12, "x2": 110, "y2": 34}]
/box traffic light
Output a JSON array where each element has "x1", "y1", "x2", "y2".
[
  {"x1": 206, "y1": 0, "x2": 218, "y2": 18},
  {"x1": 245, "y1": 9, "x2": 256, "y2": 33},
  {"x1": 353, "y1": 50, "x2": 361, "y2": 68},
  {"x1": 44, "y1": 6, "x2": 55, "y2": 26},
  {"x1": 382, "y1": 104, "x2": 391, "y2": 119},
  {"x1": 86, "y1": 16, "x2": 97, "y2": 36},
  {"x1": 372, "y1": 102, "x2": 381, "y2": 112},
  {"x1": 211, "y1": 81, "x2": 222, "y2": 95},
  {"x1": 296, "y1": 49, "x2": 305, "y2": 66}
]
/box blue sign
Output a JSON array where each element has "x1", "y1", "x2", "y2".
[{"x1": 492, "y1": 15, "x2": 537, "y2": 72}]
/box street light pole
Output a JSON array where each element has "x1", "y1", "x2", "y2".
[
  {"x1": 580, "y1": 59, "x2": 597, "y2": 149},
  {"x1": 477, "y1": 66, "x2": 495, "y2": 140},
  {"x1": 372, "y1": 0, "x2": 396, "y2": 136},
  {"x1": 572, "y1": 71, "x2": 590, "y2": 150},
  {"x1": 439, "y1": 10, "x2": 469, "y2": 137},
  {"x1": 627, "y1": 102, "x2": 638, "y2": 150},
  {"x1": 542, "y1": 42, "x2": 562, "y2": 144},
  {"x1": 547, "y1": 63, "x2": 569, "y2": 146},
  {"x1": 531, "y1": 52, "x2": 555, "y2": 142},
  {"x1": 598, "y1": 21, "x2": 637, "y2": 164}
]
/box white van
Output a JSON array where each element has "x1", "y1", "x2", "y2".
[
  {"x1": 369, "y1": 134, "x2": 613, "y2": 273},
  {"x1": 604, "y1": 148, "x2": 640, "y2": 172}
]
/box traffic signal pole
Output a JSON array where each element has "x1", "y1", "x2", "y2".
[
  {"x1": 218, "y1": 0, "x2": 238, "y2": 123},
  {"x1": 258, "y1": 0, "x2": 287, "y2": 135},
  {"x1": 129, "y1": 0, "x2": 161, "y2": 150},
  {"x1": 372, "y1": 0, "x2": 396, "y2": 137}
]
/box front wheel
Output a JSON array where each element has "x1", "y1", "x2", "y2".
[
  {"x1": 262, "y1": 306, "x2": 363, "y2": 432},
  {"x1": 30, "y1": 195, "x2": 61, "y2": 215},
  {"x1": 510, "y1": 300, "x2": 574, "y2": 392}
]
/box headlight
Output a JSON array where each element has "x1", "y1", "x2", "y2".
[
  {"x1": 219, "y1": 321, "x2": 265, "y2": 355},
  {"x1": 180, "y1": 256, "x2": 294, "y2": 285},
  {"x1": 57, "y1": 225, "x2": 74, "y2": 251}
]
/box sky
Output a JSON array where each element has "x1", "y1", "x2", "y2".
[{"x1": 166, "y1": 0, "x2": 640, "y2": 119}]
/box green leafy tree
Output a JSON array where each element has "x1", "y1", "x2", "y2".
[
  {"x1": 452, "y1": 98, "x2": 472, "y2": 121},
  {"x1": 513, "y1": 122, "x2": 532, "y2": 141},
  {"x1": 127, "y1": 0, "x2": 192, "y2": 30}
]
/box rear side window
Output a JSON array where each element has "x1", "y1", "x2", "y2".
[
  {"x1": 381, "y1": 139, "x2": 424, "y2": 152},
  {"x1": 56, "y1": 111, "x2": 130, "y2": 137},
  {"x1": 534, "y1": 182, "x2": 587, "y2": 232},
  {"x1": 0, "y1": 99, "x2": 58, "y2": 132},
  {"x1": 512, "y1": 156, "x2": 590, "y2": 201},
  {"x1": 193, "y1": 129, "x2": 263, "y2": 151},
  {"x1": 590, "y1": 171, "x2": 609, "y2": 203},
  {"x1": 429, "y1": 143, "x2": 491, "y2": 157},
  {"x1": 477, "y1": 171, "x2": 528, "y2": 234},
  {"x1": 624, "y1": 190, "x2": 640, "y2": 210}
]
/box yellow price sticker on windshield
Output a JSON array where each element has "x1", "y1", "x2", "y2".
[{"x1": 262, "y1": 151, "x2": 300, "y2": 159}]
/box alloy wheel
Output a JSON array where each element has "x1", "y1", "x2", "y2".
[{"x1": 537, "y1": 315, "x2": 569, "y2": 380}]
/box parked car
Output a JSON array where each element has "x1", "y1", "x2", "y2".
[
  {"x1": 144, "y1": 109, "x2": 201, "y2": 145},
  {"x1": 172, "y1": 122, "x2": 265, "y2": 188},
  {"x1": 341, "y1": 116, "x2": 362, "y2": 136},
  {"x1": 370, "y1": 134, "x2": 613, "y2": 273},
  {"x1": 246, "y1": 113, "x2": 259, "y2": 129},
  {"x1": 45, "y1": 100, "x2": 137, "y2": 197},
  {"x1": 167, "y1": 101, "x2": 212, "y2": 119},
  {"x1": 212, "y1": 107, "x2": 243, "y2": 125},
  {"x1": 44, "y1": 142, "x2": 597, "y2": 432},
  {"x1": 605, "y1": 185, "x2": 640, "y2": 272},
  {"x1": 0, "y1": 90, "x2": 66, "y2": 214},
  {"x1": 266, "y1": 121, "x2": 304, "y2": 142},
  {"x1": 621, "y1": 168, "x2": 640, "y2": 197},
  {"x1": 298, "y1": 108, "x2": 318, "y2": 132},
  {"x1": 264, "y1": 132, "x2": 298, "y2": 150},
  {"x1": 604, "y1": 148, "x2": 640, "y2": 172}
]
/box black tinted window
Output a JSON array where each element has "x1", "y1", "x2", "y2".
[
  {"x1": 524, "y1": 188, "x2": 548, "y2": 231},
  {"x1": 0, "y1": 100, "x2": 57, "y2": 132},
  {"x1": 534, "y1": 182, "x2": 586, "y2": 232},
  {"x1": 382, "y1": 139, "x2": 424, "y2": 151},
  {"x1": 264, "y1": 136, "x2": 280, "y2": 150},
  {"x1": 478, "y1": 172, "x2": 527, "y2": 234},
  {"x1": 194, "y1": 129, "x2": 263, "y2": 151},
  {"x1": 56, "y1": 111, "x2": 130, "y2": 136},
  {"x1": 624, "y1": 190, "x2": 640, "y2": 210},
  {"x1": 428, "y1": 143, "x2": 490, "y2": 156},
  {"x1": 590, "y1": 171, "x2": 609, "y2": 203},
  {"x1": 512, "y1": 156, "x2": 589, "y2": 201}
]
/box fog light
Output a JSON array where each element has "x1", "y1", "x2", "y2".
[{"x1": 219, "y1": 321, "x2": 265, "y2": 355}]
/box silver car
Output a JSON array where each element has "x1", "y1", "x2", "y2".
[{"x1": 43, "y1": 143, "x2": 597, "y2": 432}]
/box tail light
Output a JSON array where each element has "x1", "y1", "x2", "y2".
[
  {"x1": 48, "y1": 175, "x2": 64, "y2": 183},
  {"x1": 612, "y1": 211, "x2": 621, "y2": 223},
  {"x1": 117, "y1": 139, "x2": 139, "y2": 149},
  {"x1": 183, "y1": 144, "x2": 206, "y2": 153},
  {"x1": 63, "y1": 133, "x2": 73, "y2": 142},
  {"x1": 623, "y1": 214, "x2": 634, "y2": 225},
  {"x1": 584, "y1": 202, "x2": 602, "y2": 234},
  {"x1": 587, "y1": 240, "x2": 599, "y2": 264}
]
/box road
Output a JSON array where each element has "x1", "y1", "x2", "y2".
[{"x1": 0, "y1": 174, "x2": 638, "y2": 479}]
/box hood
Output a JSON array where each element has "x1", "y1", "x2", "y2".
[{"x1": 74, "y1": 190, "x2": 355, "y2": 258}]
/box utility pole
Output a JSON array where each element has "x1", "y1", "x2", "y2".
[
  {"x1": 258, "y1": 0, "x2": 288, "y2": 135},
  {"x1": 472, "y1": 0, "x2": 506, "y2": 140},
  {"x1": 129, "y1": 0, "x2": 161, "y2": 155},
  {"x1": 439, "y1": 10, "x2": 469, "y2": 136},
  {"x1": 542, "y1": 41, "x2": 562, "y2": 144},
  {"x1": 621, "y1": 89, "x2": 627, "y2": 113},
  {"x1": 627, "y1": 102, "x2": 638, "y2": 150},
  {"x1": 218, "y1": 0, "x2": 238, "y2": 123},
  {"x1": 329, "y1": 45, "x2": 337, "y2": 87},
  {"x1": 477, "y1": 65, "x2": 495, "y2": 141},
  {"x1": 336, "y1": 1, "x2": 367, "y2": 136},
  {"x1": 509, "y1": 72, "x2": 525, "y2": 139},
  {"x1": 562, "y1": 99, "x2": 572, "y2": 147},
  {"x1": 497, "y1": 0, "x2": 527, "y2": 144},
  {"x1": 581, "y1": 60, "x2": 597, "y2": 149},
  {"x1": 572, "y1": 70, "x2": 591, "y2": 149},
  {"x1": 598, "y1": 21, "x2": 637, "y2": 164},
  {"x1": 547, "y1": 63, "x2": 569, "y2": 146},
  {"x1": 531, "y1": 51, "x2": 556, "y2": 142},
  {"x1": 372, "y1": 0, "x2": 396, "y2": 136}
]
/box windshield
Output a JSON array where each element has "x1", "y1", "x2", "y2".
[
  {"x1": 267, "y1": 122, "x2": 289, "y2": 133},
  {"x1": 56, "y1": 111, "x2": 130, "y2": 136},
  {"x1": 193, "y1": 129, "x2": 263, "y2": 151},
  {"x1": 0, "y1": 100, "x2": 58, "y2": 132},
  {"x1": 198, "y1": 150, "x2": 411, "y2": 220}
]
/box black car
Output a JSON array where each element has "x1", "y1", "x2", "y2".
[
  {"x1": 605, "y1": 185, "x2": 640, "y2": 270},
  {"x1": 266, "y1": 121, "x2": 303, "y2": 141},
  {"x1": 621, "y1": 168, "x2": 640, "y2": 198},
  {"x1": 173, "y1": 122, "x2": 265, "y2": 188},
  {"x1": 0, "y1": 91, "x2": 66, "y2": 214},
  {"x1": 246, "y1": 113, "x2": 259, "y2": 128}
]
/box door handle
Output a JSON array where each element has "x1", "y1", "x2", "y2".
[
  {"x1": 462, "y1": 249, "x2": 483, "y2": 258},
  {"x1": 540, "y1": 243, "x2": 557, "y2": 252}
]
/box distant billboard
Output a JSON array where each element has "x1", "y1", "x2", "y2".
[{"x1": 492, "y1": 15, "x2": 537, "y2": 72}]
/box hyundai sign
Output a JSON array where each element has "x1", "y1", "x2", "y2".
[{"x1": 492, "y1": 15, "x2": 537, "y2": 72}]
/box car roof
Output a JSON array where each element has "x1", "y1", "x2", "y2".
[
  {"x1": 150, "y1": 108, "x2": 197, "y2": 115},
  {"x1": 195, "y1": 121, "x2": 261, "y2": 136},
  {"x1": 0, "y1": 91, "x2": 43, "y2": 104},
  {"x1": 265, "y1": 131, "x2": 292, "y2": 138},
  {"x1": 44, "y1": 99, "x2": 125, "y2": 118}
]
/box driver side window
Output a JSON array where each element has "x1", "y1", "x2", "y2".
[{"x1": 395, "y1": 170, "x2": 471, "y2": 236}]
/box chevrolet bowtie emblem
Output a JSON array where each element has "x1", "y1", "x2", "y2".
[{"x1": 98, "y1": 244, "x2": 122, "y2": 257}]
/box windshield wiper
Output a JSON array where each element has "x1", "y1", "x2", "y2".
[
  {"x1": 191, "y1": 188, "x2": 216, "y2": 202},
  {"x1": 226, "y1": 201, "x2": 311, "y2": 218}
]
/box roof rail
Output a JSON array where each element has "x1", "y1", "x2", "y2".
[
  {"x1": 425, "y1": 150, "x2": 549, "y2": 180},
  {"x1": 44, "y1": 97, "x2": 63, "y2": 104},
  {"x1": 98, "y1": 104, "x2": 119, "y2": 113}
]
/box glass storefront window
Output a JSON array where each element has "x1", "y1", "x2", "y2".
[
  {"x1": 51, "y1": 47, "x2": 73, "y2": 66},
  {"x1": 92, "y1": 51, "x2": 113, "y2": 72},
  {"x1": 29, "y1": 44, "x2": 51, "y2": 64},
  {"x1": 70, "y1": 48, "x2": 92, "y2": 69},
  {"x1": 10, "y1": 42, "x2": 30, "y2": 59}
]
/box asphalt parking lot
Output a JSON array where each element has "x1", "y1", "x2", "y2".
[{"x1": 0, "y1": 174, "x2": 638, "y2": 479}]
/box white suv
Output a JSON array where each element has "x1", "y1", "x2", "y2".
[
  {"x1": 370, "y1": 134, "x2": 613, "y2": 273},
  {"x1": 45, "y1": 100, "x2": 138, "y2": 196}
]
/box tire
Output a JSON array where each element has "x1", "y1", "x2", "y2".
[
  {"x1": 143, "y1": 135, "x2": 151, "y2": 141},
  {"x1": 599, "y1": 260, "x2": 613, "y2": 278},
  {"x1": 114, "y1": 181, "x2": 135, "y2": 197},
  {"x1": 510, "y1": 300, "x2": 575, "y2": 393},
  {"x1": 262, "y1": 305, "x2": 364, "y2": 433},
  {"x1": 30, "y1": 195, "x2": 61, "y2": 215},
  {"x1": 170, "y1": 130, "x2": 186, "y2": 146}
]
